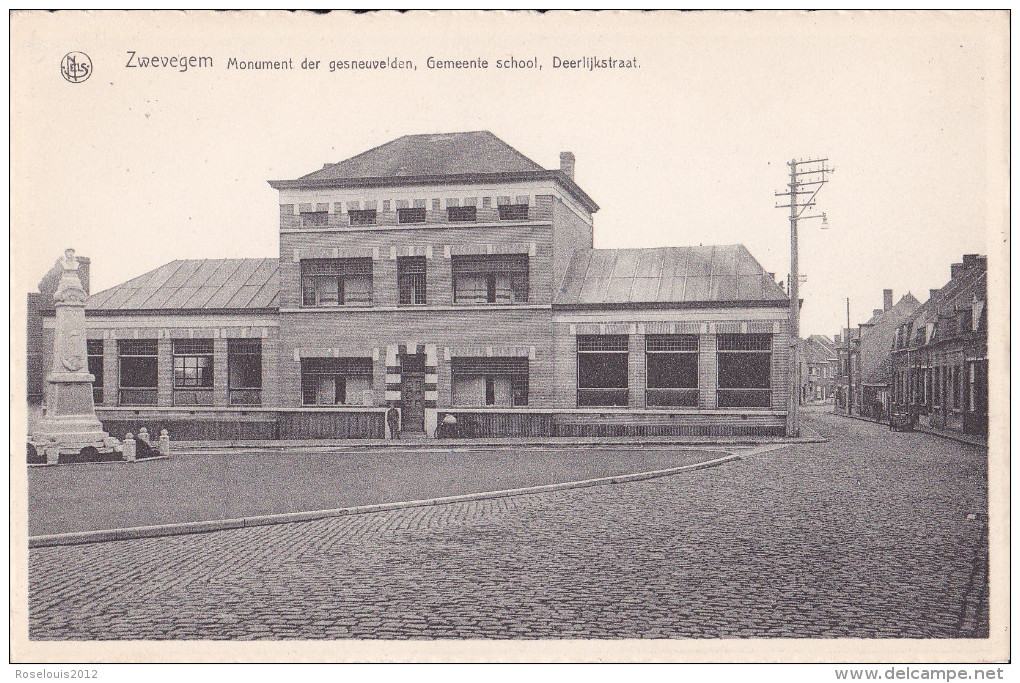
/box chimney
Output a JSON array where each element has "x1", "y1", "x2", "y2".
[
  {"x1": 77, "y1": 256, "x2": 91, "y2": 296},
  {"x1": 950, "y1": 262, "x2": 964, "y2": 279},
  {"x1": 930, "y1": 288, "x2": 940, "y2": 301},
  {"x1": 883, "y1": 289, "x2": 893, "y2": 312},
  {"x1": 559, "y1": 151, "x2": 575, "y2": 180},
  {"x1": 873, "y1": 308, "x2": 883, "y2": 318},
  {"x1": 962, "y1": 254, "x2": 979, "y2": 269},
  {"x1": 834, "y1": 333, "x2": 841, "y2": 345}
]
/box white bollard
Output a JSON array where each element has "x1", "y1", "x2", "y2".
[
  {"x1": 122, "y1": 433, "x2": 136, "y2": 461},
  {"x1": 158, "y1": 429, "x2": 170, "y2": 456}
]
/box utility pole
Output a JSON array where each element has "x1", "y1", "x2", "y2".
[
  {"x1": 846, "y1": 297, "x2": 852, "y2": 416},
  {"x1": 775, "y1": 157, "x2": 833, "y2": 437}
]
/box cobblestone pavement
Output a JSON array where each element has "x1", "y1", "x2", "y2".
[{"x1": 29, "y1": 408, "x2": 988, "y2": 639}]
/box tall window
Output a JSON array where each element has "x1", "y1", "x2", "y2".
[
  {"x1": 301, "y1": 258, "x2": 373, "y2": 307},
  {"x1": 717, "y1": 333, "x2": 772, "y2": 408},
  {"x1": 87, "y1": 339, "x2": 103, "y2": 405},
  {"x1": 645, "y1": 334, "x2": 698, "y2": 407},
  {"x1": 173, "y1": 339, "x2": 214, "y2": 406},
  {"x1": 452, "y1": 254, "x2": 528, "y2": 304},
  {"x1": 228, "y1": 339, "x2": 262, "y2": 405},
  {"x1": 451, "y1": 357, "x2": 529, "y2": 407},
  {"x1": 118, "y1": 339, "x2": 158, "y2": 406},
  {"x1": 577, "y1": 335, "x2": 629, "y2": 407},
  {"x1": 301, "y1": 357, "x2": 373, "y2": 406},
  {"x1": 398, "y1": 256, "x2": 427, "y2": 305}
]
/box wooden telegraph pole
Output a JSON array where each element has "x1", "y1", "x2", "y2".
[{"x1": 775, "y1": 158, "x2": 833, "y2": 437}]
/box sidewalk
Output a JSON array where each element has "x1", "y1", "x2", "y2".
[
  {"x1": 174, "y1": 430, "x2": 827, "y2": 453},
  {"x1": 832, "y1": 410, "x2": 987, "y2": 448}
]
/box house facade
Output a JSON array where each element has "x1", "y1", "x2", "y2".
[
  {"x1": 798, "y1": 335, "x2": 837, "y2": 402},
  {"x1": 35, "y1": 132, "x2": 794, "y2": 439},
  {"x1": 890, "y1": 255, "x2": 988, "y2": 438}
]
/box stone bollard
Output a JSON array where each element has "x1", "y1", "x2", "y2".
[
  {"x1": 122, "y1": 433, "x2": 136, "y2": 461},
  {"x1": 158, "y1": 429, "x2": 170, "y2": 456},
  {"x1": 45, "y1": 444, "x2": 60, "y2": 465},
  {"x1": 137, "y1": 427, "x2": 150, "y2": 445}
]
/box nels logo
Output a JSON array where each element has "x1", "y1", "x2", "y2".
[{"x1": 60, "y1": 51, "x2": 92, "y2": 83}]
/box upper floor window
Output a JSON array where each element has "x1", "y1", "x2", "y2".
[
  {"x1": 498, "y1": 204, "x2": 529, "y2": 221},
  {"x1": 300, "y1": 211, "x2": 328, "y2": 227},
  {"x1": 447, "y1": 205, "x2": 477, "y2": 222},
  {"x1": 348, "y1": 209, "x2": 377, "y2": 226},
  {"x1": 398, "y1": 207, "x2": 426, "y2": 224},
  {"x1": 452, "y1": 254, "x2": 528, "y2": 304},
  {"x1": 398, "y1": 256, "x2": 427, "y2": 305},
  {"x1": 301, "y1": 258, "x2": 373, "y2": 307}
]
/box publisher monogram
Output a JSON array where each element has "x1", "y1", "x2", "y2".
[{"x1": 60, "y1": 52, "x2": 92, "y2": 83}]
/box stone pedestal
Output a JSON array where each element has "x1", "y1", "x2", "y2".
[{"x1": 29, "y1": 249, "x2": 122, "y2": 462}]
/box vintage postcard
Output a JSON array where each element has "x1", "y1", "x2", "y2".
[{"x1": 9, "y1": 10, "x2": 1009, "y2": 665}]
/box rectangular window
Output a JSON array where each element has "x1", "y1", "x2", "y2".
[
  {"x1": 348, "y1": 209, "x2": 377, "y2": 226},
  {"x1": 300, "y1": 357, "x2": 373, "y2": 406},
  {"x1": 87, "y1": 339, "x2": 103, "y2": 404},
  {"x1": 577, "y1": 335, "x2": 629, "y2": 407},
  {"x1": 118, "y1": 339, "x2": 158, "y2": 406},
  {"x1": 173, "y1": 339, "x2": 214, "y2": 406},
  {"x1": 397, "y1": 207, "x2": 426, "y2": 224},
  {"x1": 498, "y1": 204, "x2": 529, "y2": 221},
  {"x1": 717, "y1": 333, "x2": 772, "y2": 408},
  {"x1": 447, "y1": 205, "x2": 477, "y2": 222},
  {"x1": 452, "y1": 254, "x2": 528, "y2": 304},
  {"x1": 301, "y1": 258, "x2": 373, "y2": 307},
  {"x1": 228, "y1": 339, "x2": 262, "y2": 405},
  {"x1": 397, "y1": 256, "x2": 427, "y2": 305},
  {"x1": 645, "y1": 334, "x2": 698, "y2": 407},
  {"x1": 300, "y1": 211, "x2": 328, "y2": 227},
  {"x1": 451, "y1": 357, "x2": 529, "y2": 407}
]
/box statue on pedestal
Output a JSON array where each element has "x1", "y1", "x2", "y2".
[{"x1": 29, "y1": 249, "x2": 122, "y2": 464}]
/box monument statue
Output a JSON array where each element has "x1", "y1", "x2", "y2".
[{"x1": 29, "y1": 249, "x2": 122, "y2": 464}]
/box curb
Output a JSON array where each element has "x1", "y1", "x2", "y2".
[
  {"x1": 833, "y1": 412, "x2": 987, "y2": 449},
  {"x1": 29, "y1": 452, "x2": 747, "y2": 549}
]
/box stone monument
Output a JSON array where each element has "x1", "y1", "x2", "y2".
[{"x1": 29, "y1": 249, "x2": 122, "y2": 464}]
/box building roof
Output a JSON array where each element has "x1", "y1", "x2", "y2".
[
  {"x1": 268, "y1": 131, "x2": 600, "y2": 213},
  {"x1": 554, "y1": 244, "x2": 788, "y2": 308},
  {"x1": 298, "y1": 132, "x2": 545, "y2": 181},
  {"x1": 86, "y1": 259, "x2": 279, "y2": 313},
  {"x1": 858, "y1": 293, "x2": 921, "y2": 386},
  {"x1": 892, "y1": 256, "x2": 987, "y2": 352}
]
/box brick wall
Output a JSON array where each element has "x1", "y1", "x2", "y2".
[{"x1": 551, "y1": 198, "x2": 593, "y2": 289}]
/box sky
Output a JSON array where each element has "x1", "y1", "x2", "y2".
[{"x1": 11, "y1": 11, "x2": 1008, "y2": 337}]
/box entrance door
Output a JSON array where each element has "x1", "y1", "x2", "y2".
[{"x1": 402, "y1": 374, "x2": 425, "y2": 433}]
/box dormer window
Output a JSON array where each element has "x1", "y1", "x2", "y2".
[
  {"x1": 398, "y1": 207, "x2": 426, "y2": 224},
  {"x1": 349, "y1": 209, "x2": 377, "y2": 226},
  {"x1": 447, "y1": 205, "x2": 477, "y2": 222}
]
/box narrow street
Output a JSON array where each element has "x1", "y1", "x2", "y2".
[{"x1": 29, "y1": 407, "x2": 988, "y2": 639}]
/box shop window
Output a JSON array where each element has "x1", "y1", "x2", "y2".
[
  {"x1": 717, "y1": 333, "x2": 772, "y2": 408},
  {"x1": 228, "y1": 339, "x2": 262, "y2": 405},
  {"x1": 301, "y1": 258, "x2": 373, "y2": 307},
  {"x1": 451, "y1": 357, "x2": 529, "y2": 407},
  {"x1": 398, "y1": 256, "x2": 427, "y2": 305},
  {"x1": 645, "y1": 334, "x2": 698, "y2": 407},
  {"x1": 118, "y1": 339, "x2": 158, "y2": 406},
  {"x1": 577, "y1": 335, "x2": 629, "y2": 407},
  {"x1": 398, "y1": 207, "x2": 426, "y2": 224},
  {"x1": 87, "y1": 339, "x2": 103, "y2": 405},
  {"x1": 173, "y1": 339, "x2": 214, "y2": 406},
  {"x1": 301, "y1": 357, "x2": 373, "y2": 406},
  {"x1": 452, "y1": 254, "x2": 528, "y2": 304}
]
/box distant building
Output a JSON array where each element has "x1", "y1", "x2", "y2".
[
  {"x1": 798, "y1": 335, "x2": 837, "y2": 402},
  {"x1": 33, "y1": 132, "x2": 796, "y2": 439},
  {"x1": 890, "y1": 255, "x2": 988, "y2": 438},
  {"x1": 836, "y1": 289, "x2": 920, "y2": 420}
]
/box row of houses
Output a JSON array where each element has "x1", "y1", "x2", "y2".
[
  {"x1": 28, "y1": 132, "x2": 797, "y2": 440},
  {"x1": 833, "y1": 256, "x2": 988, "y2": 440},
  {"x1": 797, "y1": 334, "x2": 838, "y2": 403}
]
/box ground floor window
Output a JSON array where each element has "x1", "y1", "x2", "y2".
[
  {"x1": 87, "y1": 339, "x2": 103, "y2": 404},
  {"x1": 301, "y1": 357, "x2": 373, "y2": 406},
  {"x1": 228, "y1": 339, "x2": 262, "y2": 405},
  {"x1": 645, "y1": 334, "x2": 698, "y2": 407},
  {"x1": 577, "y1": 335, "x2": 629, "y2": 407},
  {"x1": 717, "y1": 333, "x2": 772, "y2": 408},
  {"x1": 173, "y1": 339, "x2": 214, "y2": 406},
  {"x1": 451, "y1": 357, "x2": 529, "y2": 407},
  {"x1": 118, "y1": 339, "x2": 158, "y2": 406}
]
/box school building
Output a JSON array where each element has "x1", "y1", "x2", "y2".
[{"x1": 32, "y1": 132, "x2": 794, "y2": 439}]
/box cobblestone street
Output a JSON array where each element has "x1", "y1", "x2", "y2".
[{"x1": 29, "y1": 407, "x2": 988, "y2": 640}]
